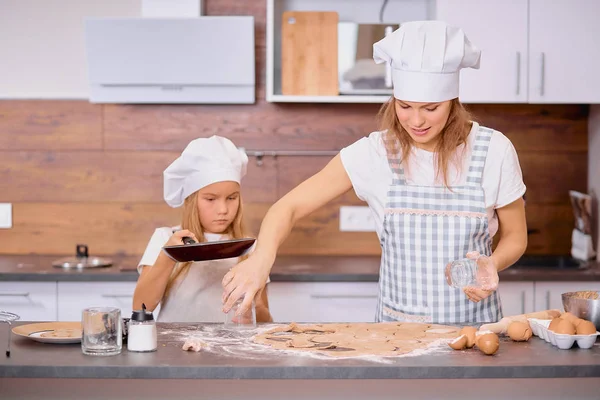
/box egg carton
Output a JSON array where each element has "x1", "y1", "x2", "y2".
[{"x1": 527, "y1": 318, "x2": 599, "y2": 350}]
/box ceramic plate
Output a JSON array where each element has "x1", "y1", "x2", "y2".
[{"x1": 12, "y1": 322, "x2": 82, "y2": 344}]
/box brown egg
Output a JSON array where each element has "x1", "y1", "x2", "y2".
[
  {"x1": 548, "y1": 318, "x2": 562, "y2": 332},
  {"x1": 476, "y1": 332, "x2": 500, "y2": 355},
  {"x1": 507, "y1": 321, "x2": 532, "y2": 342},
  {"x1": 547, "y1": 310, "x2": 562, "y2": 318},
  {"x1": 459, "y1": 326, "x2": 477, "y2": 348},
  {"x1": 552, "y1": 319, "x2": 576, "y2": 335},
  {"x1": 560, "y1": 312, "x2": 579, "y2": 323},
  {"x1": 576, "y1": 320, "x2": 597, "y2": 335},
  {"x1": 448, "y1": 334, "x2": 468, "y2": 350},
  {"x1": 572, "y1": 318, "x2": 585, "y2": 328}
]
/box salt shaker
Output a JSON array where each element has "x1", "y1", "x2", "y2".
[{"x1": 127, "y1": 303, "x2": 157, "y2": 352}]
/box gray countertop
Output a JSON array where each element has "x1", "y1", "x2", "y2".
[
  {"x1": 0, "y1": 254, "x2": 599, "y2": 282},
  {"x1": 1, "y1": 322, "x2": 600, "y2": 380}
]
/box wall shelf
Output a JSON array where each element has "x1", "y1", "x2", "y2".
[{"x1": 266, "y1": 0, "x2": 435, "y2": 104}]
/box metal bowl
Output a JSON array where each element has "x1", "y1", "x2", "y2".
[{"x1": 562, "y1": 291, "x2": 600, "y2": 330}]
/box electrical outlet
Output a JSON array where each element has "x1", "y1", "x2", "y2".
[
  {"x1": 339, "y1": 206, "x2": 376, "y2": 232},
  {"x1": 0, "y1": 203, "x2": 12, "y2": 228}
]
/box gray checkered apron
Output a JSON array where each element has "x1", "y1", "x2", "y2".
[{"x1": 375, "y1": 126, "x2": 502, "y2": 324}]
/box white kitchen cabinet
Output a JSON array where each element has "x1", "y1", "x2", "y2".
[
  {"x1": 528, "y1": 0, "x2": 600, "y2": 103},
  {"x1": 0, "y1": 282, "x2": 57, "y2": 321},
  {"x1": 267, "y1": 282, "x2": 379, "y2": 323},
  {"x1": 57, "y1": 282, "x2": 137, "y2": 321},
  {"x1": 435, "y1": 0, "x2": 528, "y2": 103},
  {"x1": 534, "y1": 282, "x2": 600, "y2": 313},
  {"x1": 497, "y1": 281, "x2": 535, "y2": 317}
]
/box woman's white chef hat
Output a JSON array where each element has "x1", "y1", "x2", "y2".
[
  {"x1": 163, "y1": 135, "x2": 248, "y2": 208},
  {"x1": 373, "y1": 20, "x2": 481, "y2": 102}
]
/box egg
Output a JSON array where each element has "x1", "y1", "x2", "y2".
[
  {"x1": 459, "y1": 326, "x2": 477, "y2": 348},
  {"x1": 572, "y1": 318, "x2": 585, "y2": 328},
  {"x1": 560, "y1": 312, "x2": 579, "y2": 324},
  {"x1": 552, "y1": 319, "x2": 576, "y2": 335},
  {"x1": 576, "y1": 320, "x2": 597, "y2": 335},
  {"x1": 448, "y1": 334, "x2": 468, "y2": 350},
  {"x1": 476, "y1": 332, "x2": 500, "y2": 355},
  {"x1": 507, "y1": 321, "x2": 532, "y2": 342},
  {"x1": 548, "y1": 318, "x2": 562, "y2": 332},
  {"x1": 547, "y1": 310, "x2": 562, "y2": 318}
]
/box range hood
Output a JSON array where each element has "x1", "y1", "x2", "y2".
[{"x1": 84, "y1": 17, "x2": 255, "y2": 104}]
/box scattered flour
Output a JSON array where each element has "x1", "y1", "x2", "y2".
[{"x1": 158, "y1": 323, "x2": 453, "y2": 364}]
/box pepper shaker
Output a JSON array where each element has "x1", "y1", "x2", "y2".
[{"x1": 127, "y1": 303, "x2": 157, "y2": 352}]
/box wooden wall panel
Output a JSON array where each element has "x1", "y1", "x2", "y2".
[
  {"x1": 0, "y1": 100, "x2": 102, "y2": 150},
  {"x1": 469, "y1": 104, "x2": 588, "y2": 152},
  {"x1": 525, "y1": 205, "x2": 576, "y2": 254},
  {"x1": 1, "y1": 152, "x2": 278, "y2": 203},
  {"x1": 276, "y1": 156, "x2": 365, "y2": 204},
  {"x1": 520, "y1": 153, "x2": 587, "y2": 204},
  {"x1": 0, "y1": 203, "x2": 181, "y2": 256},
  {"x1": 103, "y1": 103, "x2": 380, "y2": 151}
]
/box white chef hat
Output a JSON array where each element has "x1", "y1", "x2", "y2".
[
  {"x1": 163, "y1": 135, "x2": 248, "y2": 208},
  {"x1": 373, "y1": 20, "x2": 481, "y2": 102}
]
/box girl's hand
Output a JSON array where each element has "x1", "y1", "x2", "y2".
[
  {"x1": 221, "y1": 253, "x2": 272, "y2": 316},
  {"x1": 165, "y1": 229, "x2": 198, "y2": 247},
  {"x1": 463, "y1": 251, "x2": 499, "y2": 303}
]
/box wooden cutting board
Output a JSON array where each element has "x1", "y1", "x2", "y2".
[{"x1": 281, "y1": 11, "x2": 339, "y2": 96}]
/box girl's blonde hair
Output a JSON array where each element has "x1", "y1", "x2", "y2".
[
  {"x1": 378, "y1": 98, "x2": 473, "y2": 188},
  {"x1": 163, "y1": 190, "x2": 249, "y2": 298}
]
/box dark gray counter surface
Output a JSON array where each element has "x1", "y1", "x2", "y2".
[
  {"x1": 0, "y1": 254, "x2": 599, "y2": 282},
  {"x1": 1, "y1": 322, "x2": 600, "y2": 380}
]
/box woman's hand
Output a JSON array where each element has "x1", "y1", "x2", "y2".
[
  {"x1": 463, "y1": 251, "x2": 499, "y2": 303},
  {"x1": 221, "y1": 253, "x2": 272, "y2": 316},
  {"x1": 165, "y1": 229, "x2": 198, "y2": 247}
]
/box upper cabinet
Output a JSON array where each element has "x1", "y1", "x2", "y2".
[
  {"x1": 528, "y1": 0, "x2": 600, "y2": 103},
  {"x1": 435, "y1": 0, "x2": 528, "y2": 104},
  {"x1": 268, "y1": 0, "x2": 600, "y2": 104}
]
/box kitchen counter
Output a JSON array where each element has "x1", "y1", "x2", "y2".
[
  {"x1": 0, "y1": 254, "x2": 599, "y2": 282},
  {"x1": 1, "y1": 322, "x2": 599, "y2": 400}
]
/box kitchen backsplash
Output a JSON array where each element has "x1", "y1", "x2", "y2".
[{"x1": 0, "y1": 1, "x2": 589, "y2": 257}]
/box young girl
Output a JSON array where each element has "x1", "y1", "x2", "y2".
[
  {"x1": 222, "y1": 21, "x2": 527, "y2": 324},
  {"x1": 133, "y1": 135, "x2": 272, "y2": 323}
]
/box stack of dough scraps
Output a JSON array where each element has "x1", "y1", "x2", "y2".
[
  {"x1": 182, "y1": 338, "x2": 206, "y2": 352},
  {"x1": 253, "y1": 322, "x2": 459, "y2": 358}
]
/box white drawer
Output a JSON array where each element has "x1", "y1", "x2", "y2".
[
  {"x1": 0, "y1": 281, "x2": 57, "y2": 321},
  {"x1": 267, "y1": 282, "x2": 379, "y2": 323},
  {"x1": 57, "y1": 282, "x2": 137, "y2": 321}
]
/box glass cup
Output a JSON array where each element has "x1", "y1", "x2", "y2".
[
  {"x1": 445, "y1": 255, "x2": 498, "y2": 290},
  {"x1": 445, "y1": 258, "x2": 478, "y2": 288},
  {"x1": 224, "y1": 298, "x2": 256, "y2": 329},
  {"x1": 82, "y1": 307, "x2": 122, "y2": 356}
]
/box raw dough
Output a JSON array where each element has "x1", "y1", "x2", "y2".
[
  {"x1": 253, "y1": 322, "x2": 460, "y2": 358},
  {"x1": 182, "y1": 338, "x2": 206, "y2": 352}
]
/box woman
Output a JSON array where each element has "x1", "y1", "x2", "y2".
[{"x1": 222, "y1": 21, "x2": 527, "y2": 324}]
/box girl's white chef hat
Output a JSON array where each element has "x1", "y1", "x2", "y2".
[
  {"x1": 373, "y1": 20, "x2": 481, "y2": 102},
  {"x1": 163, "y1": 135, "x2": 248, "y2": 208}
]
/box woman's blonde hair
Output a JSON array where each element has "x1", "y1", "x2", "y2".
[
  {"x1": 378, "y1": 98, "x2": 473, "y2": 188},
  {"x1": 163, "y1": 190, "x2": 249, "y2": 298}
]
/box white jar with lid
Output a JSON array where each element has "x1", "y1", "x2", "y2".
[{"x1": 127, "y1": 304, "x2": 157, "y2": 352}]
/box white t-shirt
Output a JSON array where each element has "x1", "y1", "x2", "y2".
[
  {"x1": 339, "y1": 122, "x2": 526, "y2": 239},
  {"x1": 138, "y1": 228, "x2": 259, "y2": 323}
]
